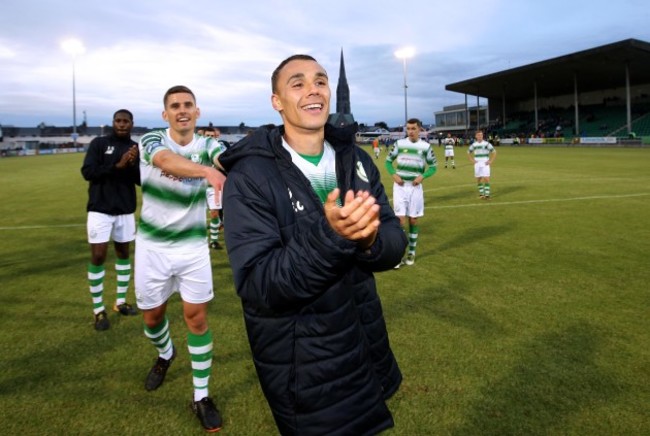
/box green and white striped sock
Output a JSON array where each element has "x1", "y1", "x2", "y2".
[
  {"x1": 144, "y1": 317, "x2": 174, "y2": 359},
  {"x1": 188, "y1": 330, "x2": 213, "y2": 402},
  {"x1": 88, "y1": 263, "x2": 105, "y2": 315},
  {"x1": 209, "y1": 217, "x2": 221, "y2": 243},
  {"x1": 408, "y1": 224, "x2": 419, "y2": 256},
  {"x1": 115, "y1": 258, "x2": 131, "y2": 306}
]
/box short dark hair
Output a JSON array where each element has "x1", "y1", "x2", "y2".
[
  {"x1": 407, "y1": 118, "x2": 422, "y2": 128},
  {"x1": 163, "y1": 85, "x2": 196, "y2": 106},
  {"x1": 271, "y1": 54, "x2": 317, "y2": 93},
  {"x1": 113, "y1": 109, "x2": 133, "y2": 121}
]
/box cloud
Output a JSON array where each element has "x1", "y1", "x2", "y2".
[{"x1": 1, "y1": 0, "x2": 648, "y2": 128}]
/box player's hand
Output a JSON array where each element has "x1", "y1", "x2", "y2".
[
  {"x1": 205, "y1": 167, "x2": 226, "y2": 192},
  {"x1": 324, "y1": 189, "x2": 380, "y2": 249},
  {"x1": 392, "y1": 174, "x2": 404, "y2": 186},
  {"x1": 126, "y1": 145, "x2": 139, "y2": 164},
  {"x1": 116, "y1": 145, "x2": 138, "y2": 169},
  {"x1": 412, "y1": 175, "x2": 423, "y2": 186}
]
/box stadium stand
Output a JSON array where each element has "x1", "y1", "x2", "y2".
[{"x1": 444, "y1": 39, "x2": 650, "y2": 142}]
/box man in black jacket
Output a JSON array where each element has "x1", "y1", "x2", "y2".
[
  {"x1": 220, "y1": 55, "x2": 407, "y2": 435},
  {"x1": 81, "y1": 109, "x2": 140, "y2": 331}
]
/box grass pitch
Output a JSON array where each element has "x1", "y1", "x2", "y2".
[{"x1": 0, "y1": 145, "x2": 649, "y2": 435}]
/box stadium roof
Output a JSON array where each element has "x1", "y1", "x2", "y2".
[{"x1": 446, "y1": 39, "x2": 650, "y2": 101}]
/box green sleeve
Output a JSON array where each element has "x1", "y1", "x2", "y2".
[
  {"x1": 385, "y1": 159, "x2": 396, "y2": 175},
  {"x1": 422, "y1": 165, "x2": 437, "y2": 178}
]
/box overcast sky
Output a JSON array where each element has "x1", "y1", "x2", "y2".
[{"x1": 1, "y1": 0, "x2": 648, "y2": 129}]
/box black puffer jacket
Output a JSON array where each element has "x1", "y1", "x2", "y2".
[{"x1": 220, "y1": 123, "x2": 406, "y2": 435}]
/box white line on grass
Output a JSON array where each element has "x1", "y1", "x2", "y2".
[
  {"x1": 1, "y1": 193, "x2": 648, "y2": 230},
  {"x1": 425, "y1": 192, "x2": 650, "y2": 210},
  {"x1": 0, "y1": 223, "x2": 85, "y2": 231}
]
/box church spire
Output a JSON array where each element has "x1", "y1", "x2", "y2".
[
  {"x1": 336, "y1": 48, "x2": 351, "y2": 115},
  {"x1": 328, "y1": 48, "x2": 355, "y2": 127}
]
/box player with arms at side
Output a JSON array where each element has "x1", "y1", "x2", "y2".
[
  {"x1": 467, "y1": 129, "x2": 496, "y2": 199},
  {"x1": 385, "y1": 118, "x2": 437, "y2": 266},
  {"x1": 203, "y1": 127, "x2": 225, "y2": 250},
  {"x1": 136, "y1": 86, "x2": 226, "y2": 432}
]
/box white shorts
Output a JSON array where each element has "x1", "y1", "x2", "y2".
[
  {"x1": 134, "y1": 244, "x2": 214, "y2": 310},
  {"x1": 392, "y1": 182, "x2": 424, "y2": 218},
  {"x1": 87, "y1": 211, "x2": 135, "y2": 244},
  {"x1": 474, "y1": 161, "x2": 491, "y2": 178},
  {"x1": 206, "y1": 187, "x2": 222, "y2": 210},
  {"x1": 445, "y1": 150, "x2": 454, "y2": 157}
]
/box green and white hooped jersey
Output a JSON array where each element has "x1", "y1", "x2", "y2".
[
  {"x1": 282, "y1": 139, "x2": 339, "y2": 205},
  {"x1": 468, "y1": 140, "x2": 494, "y2": 162},
  {"x1": 444, "y1": 138, "x2": 455, "y2": 151},
  {"x1": 386, "y1": 138, "x2": 436, "y2": 181},
  {"x1": 138, "y1": 128, "x2": 225, "y2": 251}
]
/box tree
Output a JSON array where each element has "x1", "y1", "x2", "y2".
[{"x1": 374, "y1": 121, "x2": 389, "y2": 130}]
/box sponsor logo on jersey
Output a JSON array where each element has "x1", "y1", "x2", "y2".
[
  {"x1": 160, "y1": 170, "x2": 202, "y2": 184},
  {"x1": 105, "y1": 146, "x2": 114, "y2": 155}
]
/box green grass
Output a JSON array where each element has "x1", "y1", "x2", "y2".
[{"x1": 1, "y1": 147, "x2": 649, "y2": 435}]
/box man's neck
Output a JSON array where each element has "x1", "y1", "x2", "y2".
[
  {"x1": 169, "y1": 128, "x2": 194, "y2": 146},
  {"x1": 283, "y1": 126, "x2": 325, "y2": 155}
]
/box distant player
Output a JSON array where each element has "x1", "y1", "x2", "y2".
[
  {"x1": 372, "y1": 137, "x2": 380, "y2": 159},
  {"x1": 467, "y1": 129, "x2": 497, "y2": 199},
  {"x1": 385, "y1": 118, "x2": 437, "y2": 266},
  {"x1": 443, "y1": 133, "x2": 455, "y2": 168},
  {"x1": 203, "y1": 127, "x2": 225, "y2": 249}
]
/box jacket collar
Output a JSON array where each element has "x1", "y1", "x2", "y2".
[{"x1": 220, "y1": 122, "x2": 358, "y2": 172}]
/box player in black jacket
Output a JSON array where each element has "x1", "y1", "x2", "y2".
[
  {"x1": 81, "y1": 109, "x2": 140, "y2": 331},
  {"x1": 221, "y1": 55, "x2": 406, "y2": 435}
]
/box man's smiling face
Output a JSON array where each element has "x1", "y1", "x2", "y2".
[
  {"x1": 271, "y1": 58, "x2": 331, "y2": 133},
  {"x1": 163, "y1": 92, "x2": 200, "y2": 135}
]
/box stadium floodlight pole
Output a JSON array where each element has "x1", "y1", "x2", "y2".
[
  {"x1": 61, "y1": 38, "x2": 85, "y2": 149},
  {"x1": 395, "y1": 47, "x2": 415, "y2": 133}
]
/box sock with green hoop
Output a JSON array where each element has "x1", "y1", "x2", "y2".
[
  {"x1": 115, "y1": 258, "x2": 131, "y2": 306},
  {"x1": 478, "y1": 183, "x2": 484, "y2": 197},
  {"x1": 144, "y1": 317, "x2": 174, "y2": 360},
  {"x1": 209, "y1": 217, "x2": 221, "y2": 243},
  {"x1": 188, "y1": 330, "x2": 214, "y2": 402},
  {"x1": 408, "y1": 224, "x2": 419, "y2": 256},
  {"x1": 484, "y1": 183, "x2": 491, "y2": 197},
  {"x1": 88, "y1": 263, "x2": 105, "y2": 315}
]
